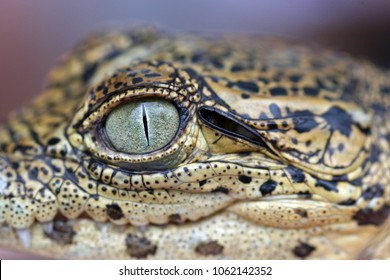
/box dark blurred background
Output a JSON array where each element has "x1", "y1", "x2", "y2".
[{"x1": 0, "y1": 0, "x2": 389, "y2": 258}]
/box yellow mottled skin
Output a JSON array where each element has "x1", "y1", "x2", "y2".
[{"x1": 0, "y1": 28, "x2": 389, "y2": 259}]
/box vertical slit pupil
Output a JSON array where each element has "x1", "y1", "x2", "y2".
[{"x1": 142, "y1": 104, "x2": 149, "y2": 145}]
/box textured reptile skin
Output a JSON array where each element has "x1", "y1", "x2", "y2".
[{"x1": 0, "y1": 28, "x2": 389, "y2": 259}]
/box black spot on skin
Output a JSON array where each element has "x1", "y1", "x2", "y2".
[
  {"x1": 241, "y1": 93, "x2": 250, "y2": 99},
  {"x1": 82, "y1": 63, "x2": 98, "y2": 83},
  {"x1": 326, "y1": 76, "x2": 339, "y2": 86},
  {"x1": 60, "y1": 149, "x2": 67, "y2": 157},
  {"x1": 10, "y1": 162, "x2": 19, "y2": 170},
  {"x1": 208, "y1": 74, "x2": 223, "y2": 82},
  {"x1": 104, "y1": 49, "x2": 123, "y2": 61},
  {"x1": 52, "y1": 165, "x2": 62, "y2": 174},
  {"x1": 291, "y1": 137, "x2": 298, "y2": 144},
  {"x1": 141, "y1": 69, "x2": 151, "y2": 74},
  {"x1": 114, "y1": 82, "x2": 123, "y2": 89},
  {"x1": 106, "y1": 204, "x2": 124, "y2": 220},
  {"x1": 315, "y1": 180, "x2": 338, "y2": 192},
  {"x1": 316, "y1": 78, "x2": 329, "y2": 90},
  {"x1": 303, "y1": 87, "x2": 319, "y2": 96},
  {"x1": 260, "y1": 180, "x2": 277, "y2": 195},
  {"x1": 40, "y1": 167, "x2": 49, "y2": 176},
  {"x1": 289, "y1": 75, "x2": 302, "y2": 82},
  {"x1": 174, "y1": 54, "x2": 186, "y2": 61},
  {"x1": 44, "y1": 216, "x2": 76, "y2": 245},
  {"x1": 257, "y1": 77, "x2": 269, "y2": 84},
  {"x1": 285, "y1": 166, "x2": 306, "y2": 183},
  {"x1": 96, "y1": 84, "x2": 104, "y2": 91},
  {"x1": 292, "y1": 115, "x2": 318, "y2": 133},
  {"x1": 238, "y1": 175, "x2": 252, "y2": 184},
  {"x1": 294, "y1": 208, "x2": 308, "y2": 218},
  {"x1": 199, "y1": 180, "x2": 207, "y2": 187},
  {"x1": 380, "y1": 86, "x2": 390, "y2": 94},
  {"x1": 47, "y1": 137, "x2": 61, "y2": 146},
  {"x1": 292, "y1": 242, "x2": 316, "y2": 259},
  {"x1": 125, "y1": 234, "x2": 157, "y2": 259},
  {"x1": 322, "y1": 106, "x2": 353, "y2": 137},
  {"x1": 270, "y1": 87, "x2": 288, "y2": 96},
  {"x1": 333, "y1": 174, "x2": 348, "y2": 181},
  {"x1": 269, "y1": 139, "x2": 278, "y2": 146},
  {"x1": 144, "y1": 73, "x2": 161, "y2": 78},
  {"x1": 191, "y1": 52, "x2": 203, "y2": 63},
  {"x1": 127, "y1": 71, "x2": 137, "y2": 77},
  {"x1": 210, "y1": 58, "x2": 223, "y2": 69},
  {"x1": 132, "y1": 77, "x2": 143, "y2": 84},
  {"x1": 168, "y1": 213, "x2": 182, "y2": 224},
  {"x1": 182, "y1": 68, "x2": 199, "y2": 80},
  {"x1": 259, "y1": 112, "x2": 268, "y2": 120},
  {"x1": 269, "y1": 103, "x2": 282, "y2": 118},
  {"x1": 267, "y1": 121, "x2": 278, "y2": 129},
  {"x1": 353, "y1": 205, "x2": 390, "y2": 226},
  {"x1": 12, "y1": 145, "x2": 34, "y2": 154},
  {"x1": 195, "y1": 241, "x2": 224, "y2": 256},
  {"x1": 339, "y1": 199, "x2": 356, "y2": 206},
  {"x1": 28, "y1": 167, "x2": 39, "y2": 180},
  {"x1": 297, "y1": 191, "x2": 312, "y2": 198},
  {"x1": 231, "y1": 65, "x2": 244, "y2": 72},
  {"x1": 234, "y1": 81, "x2": 259, "y2": 93},
  {"x1": 311, "y1": 60, "x2": 324, "y2": 69},
  {"x1": 341, "y1": 79, "x2": 358, "y2": 99},
  {"x1": 371, "y1": 103, "x2": 386, "y2": 119},
  {"x1": 370, "y1": 144, "x2": 382, "y2": 162},
  {"x1": 362, "y1": 184, "x2": 384, "y2": 200},
  {"x1": 211, "y1": 187, "x2": 230, "y2": 194},
  {"x1": 350, "y1": 176, "x2": 363, "y2": 187}
]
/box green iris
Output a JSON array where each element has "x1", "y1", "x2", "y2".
[{"x1": 105, "y1": 98, "x2": 180, "y2": 154}]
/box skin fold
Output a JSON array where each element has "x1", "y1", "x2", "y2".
[{"x1": 0, "y1": 28, "x2": 389, "y2": 259}]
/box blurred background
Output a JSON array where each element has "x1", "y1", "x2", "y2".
[{"x1": 0, "y1": 0, "x2": 389, "y2": 258}]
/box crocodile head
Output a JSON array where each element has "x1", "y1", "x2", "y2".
[{"x1": 1, "y1": 28, "x2": 389, "y2": 259}]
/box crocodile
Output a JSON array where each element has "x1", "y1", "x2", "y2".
[{"x1": 0, "y1": 27, "x2": 389, "y2": 259}]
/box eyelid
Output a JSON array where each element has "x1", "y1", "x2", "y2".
[
  {"x1": 78, "y1": 86, "x2": 183, "y2": 131},
  {"x1": 67, "y1": 88, "x2": 200, "y2": 173}
]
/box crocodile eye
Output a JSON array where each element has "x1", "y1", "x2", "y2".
[
  {"x1": 104, "y1": 98, "x2": 180, "y2": 154},
  {"x1": 68, "y1": 63, "x2": 201, "y2": 172}
]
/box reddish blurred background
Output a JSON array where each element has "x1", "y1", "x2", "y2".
[{"x1": 0, "y1": 0, "x2": 389, "y2": 259}]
